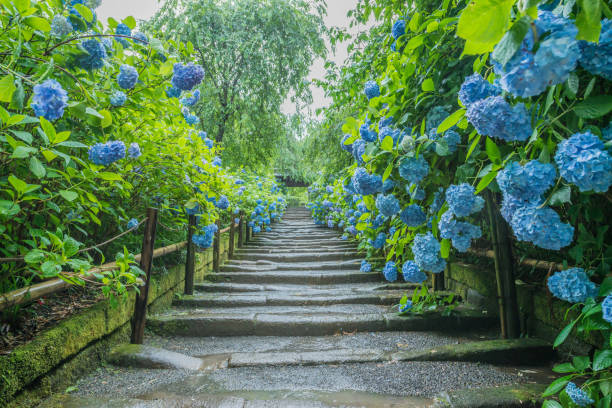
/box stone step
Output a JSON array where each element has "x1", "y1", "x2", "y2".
[
  {"x1": 233, "y1": 252, "x2": 361, "y2": 262},
  {"x1": 220, "y1": 260, "x2": 362, "y2": 272},
  {"x1": 235, "y1": 246, "x2": 359, "y2": 254},
  {"x1": 253, "y1": 233, "x2": 336, "y2": 241},
  {"x1": 147, "y1": 307, "x2": 497, "y2": 337},
  {"x1": 193, "y1": 282, "x2": 421, "y2": 293},
  {"x1": 204, "y1": 271, "x2": 381, "y2": 285},
  {"x1": 173, "y1": 290, "x2": 407, "y2": 307}
]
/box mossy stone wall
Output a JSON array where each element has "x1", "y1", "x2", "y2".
[{"x1": 1, "y1": 229, "x2": 238, "y2": 407}]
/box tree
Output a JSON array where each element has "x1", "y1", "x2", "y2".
[{"x1": 147, "y1": 0, "x2": 326, "y2": 170}]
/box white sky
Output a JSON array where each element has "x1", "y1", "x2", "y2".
[{"x1": 97, "y1": 0, "x2": 363, "y2": 116}]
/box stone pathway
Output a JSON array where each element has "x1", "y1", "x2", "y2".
[{"x1": 43, "y1": 208, "x2": 556, "y2": 408}]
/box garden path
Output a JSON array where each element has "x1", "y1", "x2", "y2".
[{"x1": 44, "y1": 208, "x2": 555, "y2": 407}]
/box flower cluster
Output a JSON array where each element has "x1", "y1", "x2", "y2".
[
  {"x1": 402, "y1": 261, "x2": 427, "y2": 283},
  {"x1": 602, "y1": 295, "x2": 612, "y2": 323},
  {"x1": 466, "y1": 96, "x2": 532, "y2": 142},
  {"x1": 181, "y1": 90, "x2": 201, "y2": 107},
  {"x1": 400, "y1": 205, "x2": 426, "y2": 227},
  {"x1": 166, "y1": 86, "x2": 182, "y2": 98},
  {"x1": 439, "y1": 212, "x2": 482, "y2": 252},
  {"x1": 565, "y1": 382, "x2": 595, "y2": 407},
  {"x1": 172, "y1": 62, "x2": 205, "y2": 91},
  {"x1": 458, "y1": 73, "x2": 501, "y2": 107},
  {"x1": 352, "y1": 168, "x2": 382, "y2": 196},
  {"x1": 411, "y1": 232, "x2": 446, "y2": 273},
  {"x1": 341, "y1": 134, "x2": 353, "y2": 152},
  {"x1": 51, "y1": 15, "x2": 73, "y2": 37},
  {"x1": 127, "y1": 218, "x2": 138, "y2": 230},
  {"x1": 554, "y1": 131, "x2": 612, "y2": 193},
  {"x1": 360, "y1": 123, "x2": 378, "y2": 142},
  {"x1": 110, "y1": 91, "x2": 127, "y2": 107},
  {"x1": 193, "y1": 224, "x2": 218, "y2": 249},
  {"x1": 445, "y1": 184, "x2": 484, "y2": 218},
  {"x1": 547, "y1": 268, "x2": 598, "y2": 303},
  {"x1": 399, "y1": 156, "x2": 429, "y2": 184},
  {"x1": 391, "y1": 19, "x2": 406, "y2": 40},
  {"x1": 383, "y1": 261, "x2": 398, "y2": 281},
  {"x1": 78, "y1": 39, "x2": 107, "y2": 70},
  {"x1": 128, "y1": 142, "x2": 141, "y2": 159},
  {"x1": 579, "y1": 19, "x2": 612, "y2": 80},
  {"x1": 364, "y1": 81, "x2": 380, "y2": 99},
  {"x1": 215, "y1": 195, "x2": 230, "y2": 210},
  {"x1": 369, "y1": 232, "x2": 387, "y2": 249},
  {"x1": 31, "y1": 79, "x2": 69, "y2": 121},
  {"x1": 352, "y1": 139, "x2": 366, "y2": 164},
  {"x1": 88, "y1": 141, "x2": 126, "y2": 166},
  {"x1": 117, "y1": 64, "x2": 138, "y2": 89},
  {"x1": 375, "y1": 194, "x2": 400, "y2": 217},
  {"x1": 115, "y1": 23, "x2": 131, "y2": 48},
  {"x1": 496, "y1": 161, "x2": 556, "y2": 202},
  {"x1": 510, "y1": 204, "x2": 574, "y2": 250}
]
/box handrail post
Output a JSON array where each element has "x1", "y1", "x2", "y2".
[
  {"x1": 229, "y1": 214, "x2": 235, "y2": 259},
  {"x1": 238, "y1": 212, "x2": 244, "y2": 248},
  {"x1": 184, "y1": 214, "x2": 196, "y2": 295},
  {"x1": 131, "y1": 207, "x2": 158, "y2": 344},
  {"x1": 213, "y1": 219, "x2": 221, "y2": 272}
]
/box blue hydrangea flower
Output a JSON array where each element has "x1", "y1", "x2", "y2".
[
  {"x1": 445, "y1": 184, "x2": 484, "y2": 217},
  {"x1": 430, "y1": 187, "x2": 445, "y2": 215},
  {"x1": 398, "y1": 300, "x2": 413, "y2": 313},
  {"x1": 212, "y1": 156, "x2": 222, "y2": 167},
  {"x1": 360, "y1": 260, "x2": 372, "y2": 272},
  {"x1": 371, "y1": 214, "x2": 386, "y2": 229},
  {"x1": 253, "y1": 226, "x2": 261, "y2": 233},
  {"x1": 458, "y1": 73, "x2": 501, "y2": 107},
  {"x1": 347, "y1": 226, "x2": 358, "y2": 236},
  {"x1": 370, "y1": 232, "x2": 387, "y2": 249},
  {"x1": 439, "y1": 212, "x2": 482, "y2": 252},
  {"x1": 115, "y1": 23, "x2": 131, "y2": 48},
  {"x1": 364, "y1": 81, "x2": 380, "y2": 99},
  {"x1": 127, "y1": 218, "x2": 138, "y2": 229},
  {"x1": 547, "y1": 268, "x2": 598, "y2": 304},
  {"x1": 181, "y1": 89, "x2": 200, "y2": 107},
  {"x1": 352, "y1": 139, "x2": 366, "y2": 164},
  {"x1": 399, "y1": 156, "x2": 429, "y2": 184},
  {"x1": 602, "y1": 295, "x2": 612, "y2": 323},
  {"x1": 494, "y1": 11, "x2": 580, "y2": 97},
  {"x1": 564, "y1": 382, "x2": 594, "y2": 407},
  {"x1": 412, "y1": 232, "x2": 446, "y2": 273},
  {"x1": 117, "y1": 64, "x2": 138, "y2": 89},
  {"x1": 497, "y1": 160, "x2": 557, "y2": 202},
  {"x1": 110, "y1": 91, "x2": 127, "y2": 107},
  {"x1": 51, "y1": 15, "x2": 73, "y2": 37},
  {"x1": 380, "y1": 116, "x2": 394, "y2": 127},
  {"x1": 31, "y1": 79, "x2": 68, "y2": 121},
  {"x1": 327, "y1": 219, "x2": 335, "y2": 228},
  {"x1": 352, "y1": 168, "x2": 383, "y2": 196},
  {"x1": 376, "y1": 194, "x2": 400, "y2": 217},
  {"x1": 360, "y1": 122, "x2": 378, "y2": 142},
  {"x1": 554, "y1": 131, "x2": 612, "y2": 193},
  {"x1": 341, "y1": 134, "x2": 354, "y2": 152},
  {"x1": 381, "y1": 179, "x2": 395, "y2": 193},
  {"x1": 85, "y1": 0, "x2": 102, "y2": 8},
  {"x1": 511, "y1": 204, "x2": 574, "y2": 250},
  {"x1": 382, "y1": 261, "x2": 398, "y2": 282},
  {"x1": 391, "y1": 19, "x2": 406, "y2": 40},
  {"x1": 128, "y1": 142, "x2": 141, "y2": 159},
  {"x1": 88, "y1": 140, "x2": 126, "y2": 166},
  {"x1": 172, "y1": 62, "x2": 205, "y2": 91},
  {"x1": 429, "y1": 129, "x2": 462, "y2": 154},
  {"x1": 166, "y1": 86, "x2": 182, "y2": 98},
  {"x1": 193, "y1": 224, "x2": 218, "y2": 249},
  {"x1": 132, "y1": 32, "x2": 148, "y2": 44},
  {"x1": 426, "y1": 106, "x2": 449, "y2": 132},
  {"x1": 400, "y1": 205, "x2": 426, "y2": 227},
  {"x1": 466, "y1": 96, "x2": 532, "y2": 142},
  {"x1": 579, "y1": 19, "x2": 612, "y2": 80},
  {"x1": 402, "y1": 261, "x2": 427, "y2": 283},
  {"x1": 389, "y1": 226, "x2": 397, "y2": 236},
  {"x1": 78, "y1": 39, "x2": 107, "y2": 70}
]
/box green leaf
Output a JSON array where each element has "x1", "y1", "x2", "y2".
[
  {"x1": 97, "y1": 172, "x2": 123, "y2": 181},
  {"x1": 574, "y1": 95, "x2": 612, "y2": 118},
  {"x1": 549, "y1": 185, "x2": 572, "y2": 206},
  {"x1": 0, "y1": 200, "x2": 20, "y2": 216},
  {"x1": 593, "y1": 349, "x2": 612, "y2": 371},
  {"x1": 12, "y1": 146, "x2": 36, "y2": 159},
  {"x1": 576, "y1": 0, "x2": 602, "y2": 42},
  {"x1": 382, "y1": 162, "x2": 393, "y2": 181},
  {"x1": 8, "y1": 175, "x2": 27, "y2": 194},
  {"x1": 440, "y1": 238, "x2": 451, "y2": 258},
  {"x1": 41, "y1": 261, "x2": 61, "y2": 277},
  {"x1": 0, "y1": 75, "x2": 16, "y2": 103},
  {"x1": 25, "y1": 250, "x2": 46, "y2": 264},
  {"x1": 542, "y1": 401, "x2": 563, "y2": 408},
  {"x1": 59, "y1": 190, "x2": 78, "y2": 202},
  {"x1": 421, "y1": 78, "x2": 434, "y2": 92},
  {"x1": 572, "y1": 355, "x2": 590, "y2": 371},
  {"x1": 99, "y1": 110, "x2": 112, "y2": 128},
  {"x1": 466, "y1": 134, "x2": 481, "y2": 160},
  {"x1": 542, "y1": 375, "x2": 571, "y2": 397},
  {"x1": 491, "y1": 16, "x2": 531, "y2": 66},
  {"x1": 554, "y1": 320, "x2": 577, "y2": 348},
  {"x1": 475, "y1": 171, "x2": 497, "y2": 194},
  {"x1": 29, "y1": 156, "x2": 46, "y2": 178},
  {"x1": 551, "y1": 362, "x2": 575, "y2": 373},
  {"x1": 24, "y1": 16, "x2": 51, "y2": 32},
  {"x1": 485, "y1": 137, "x2": 501, "y2": 165},
  {"x1": 85, "y1": 107, "x2": 105, "y2": 119},
  {"x1": 40, "y1": 117, "x2": 57, "y2": 143},
  {"x1": 437, "y1": 109, "x2": 465, "y2": 134},
  {"x1": 122, "y1": 16, "x2": 137, "y2": 29},
  {"x1": 9, "y1": 78, "x2": 24, "y2": 110},
  {"x1": 599, "y1": 277, "x2": 612, "y2": 296},
  {"x1": 73, "y1": 4, "x2": 93, "y2": 22},
  {"x1": 14, "y1": 0, "x2": 31, "y2": 13},
  {"x1": 407, "y1": 34, "x2": 425, "y2": 50},
  {"x1": 63, "y1": 237, "x2": 81, "y2": 258},
  {"x1": 381, "y1": 136, "x2": 394, "y2": 152},
  {"x1": 457, "y1": 0, "x2": 515, "y2": 54}
]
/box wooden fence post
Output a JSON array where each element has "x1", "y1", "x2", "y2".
[
  {"x1": 131, "y1": 207, "x2": 158, "y2": 344},
  {"x1": 485, "y1": 191, "x2": 520, "y2": 339},
  {"x1": 213, "y1": 219, "x2": 221, "y2": 272},
  {"x1": 434, "y1": 270, "x2": 445, "y2": 291},
  {"x1": 238, "y1": 212, "x2": 244, "y2": 248},
  {"x1": 184, "y1": 214, "x2": 196, "y2": 295},
  {"x1": 229, "y1": 215, "x2": 235, "y2": 259}
]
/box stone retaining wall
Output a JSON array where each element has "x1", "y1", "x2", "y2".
[
  {"x1": 446, "y1": 262, "x2": 597, "y2": 353},
  {"x1": 1, "y1": 226, "x2": 243, "y2": 407}
]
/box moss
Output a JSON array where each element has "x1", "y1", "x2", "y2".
[{"x1": 448, "y1": 263, "x2": 496, "y2": 298}]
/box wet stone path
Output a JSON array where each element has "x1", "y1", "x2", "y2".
[{"x1": 43, "y1": 208, "x2": 555, "y2": 408}]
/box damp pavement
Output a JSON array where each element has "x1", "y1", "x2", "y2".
[{"x1": 41, "y1": 208, "x2": 556, "y2": 408}]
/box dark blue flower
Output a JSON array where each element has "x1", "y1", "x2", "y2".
[
  {"x1": 376, "y1": 194, "x2": 400, "y2": 217},
  {"x1": 391, "y1": 19, "x2": 406, "y2": 40},
  {"x1": 402, "y1": 261, "x2": 427, "y2": 283},
  {"x1": 31, "y1": 79, "x2": 68, "y2": 121},
  {"x1": 412, "y1": 232, "x2": 446, "y2": 273},
  {"x1": 400, "y1": 205, "x2": 426, "y2": 227},
  {"x1": 78, "y1": 39, "x2": 107, "y2": 70},
  {"x1": 172, "y1": 62, "x2": 205, "y2": 91},
  {"x1": 364, "y1": 81, "x2": 380, "y2": 99},
  {"x1": 466, "y1": 96, "x2": 532, "y2": 142},
  {"x1": 117, "y1": 64, "x2": 138, "y2": 89},
  {"x1": 370, "y1": 232, "x2": 387, "y2": 249},
  {"x1": 548, "y1": 268, "x2": 598, "y2": 304},
  {"x1": 399, "y1": 156, "x2": 429, "y2": 184},
  {"x1": 110, "y1": 91, "x2": 127, "y2": 107},
  {"x1": 181, "y1": 90, "x2": 200, "y2": 107},
  {"x1": 127, "y1": 218, "x2": 138, "y2": 229},
  {"x1": 128, "y1": 142, "x2": 141, "y2": 159},
  {"x1": 352, "y1": 168, "x2": 383, "y2": 196},
  {"x1": 497, "y1": 160, "x2": 557, "y2": 202},
  {"x1": 579, "y1": 19, "x2": 612, "y2": 80},
  {"x1": 115, "y1": 23, "x2": 131, "y2": 48},
  {"x1": 88, "y1": 140, "x2": 126, "y2": 166},
  {"x1": 510, "y1": 204, "x2": 574, "y2": 250},
  {"x1": 602, "y1": 295, "x2": 612, "y2": 323},
  {"x1": 166, "y1": 86, "x2": 182, "y2": 98},
  {"x1": 458, "y1": 73, "x2": 501, "y2": 107},
  {"x1": 565, "y1": 382, "x2": 594, "y2": 407},
  {"x1": 360, "y1": 260, "x2": 372, "y2": 272},
  {"x1": 383, "y1": 261, "x2": 398, "y2": 282}
]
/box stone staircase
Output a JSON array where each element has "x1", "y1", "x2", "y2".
[{"x1": 45, "y1": 208, "x2": 556, "y2": 408}]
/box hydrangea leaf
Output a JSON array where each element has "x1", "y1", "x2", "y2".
[
  {"x1": 24, "y1": 16, "x2": 51, "y2": 32},
  {"x1": 421, "y1": 78, "x2": 434, "y2": 92},
  {"x1": 440, "y1": 238, "x2": 451, "y2": 258},
  {"x1": 381, "y1": 135, "x2": 394, "y2": 151},
  {"x1": 29, "y1": 157, "x2": 46, "y2": 179},
  {"x1": 574, "y1": 95, "x2": 612, "y2": 119},
  {"x1": 491, "y1": 16, "x2": 530, "y2": 67},
  {"x1": 457, "y1": 0, "x2": 515, "y2": 54},
  {"x1": 592, "y1": 350, "x2": 612, "y2": 371},
  {"x1": 59, "y1": 190, "x2": 78, "y2": 202},
  {"x1": 122, "y1": 16, "x2": 137, "y2": 30},
  {"x1": 73, "y1": 4, "x2": 93, "y2": 23},
  {"x1": 576, "y1": 0, "x2": 602, "y2": 42},
  {"x1": 485, "y1": 137, "x2": 501, "y2": 165},
  {"x1": 436, "y1": 109, "x2": 465, "y2": 134},
  {"x1": 549, "y1": 185, "x2": 572, "y2": 206},
  {"x1": 0, "y1": 74, "x2": 16, "y2": 103},
  {"x1": 476, "y1": 170, "x2": 498, "y2": 194}
]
